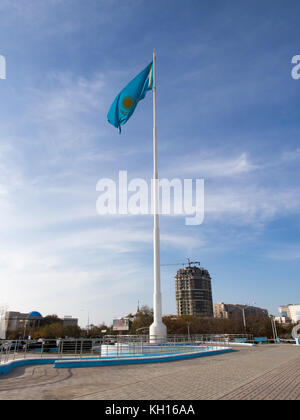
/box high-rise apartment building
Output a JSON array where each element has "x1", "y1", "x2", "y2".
[{"x1": 175, "y1": 264, "x2": 214, "y2": 317}]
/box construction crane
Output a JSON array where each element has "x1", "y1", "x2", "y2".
[{"x1": 161, "y1": 258, "x2": 201, "y2": 268}]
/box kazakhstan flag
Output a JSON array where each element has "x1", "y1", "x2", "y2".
[{"x1": 107, "y1": 62, "x2": 153, "y2": 133}]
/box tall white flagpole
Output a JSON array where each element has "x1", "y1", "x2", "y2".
[{"x1": 149, "y1": 48, "x2": 167, "y2": 343}]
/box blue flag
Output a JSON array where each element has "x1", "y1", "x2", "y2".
[{"x1": 107, "y1": 62, "x2": 153, "y2": 133}]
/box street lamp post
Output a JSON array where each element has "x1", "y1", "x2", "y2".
[
  {"x1": 235, "y1": 306, "x2": 247, "y2": 332},
  {"x1": 187, "y1": 322, "x2": 191, "y2": 342},
  {"x1": 270, "y1": 315, "x2": 278, "y2": 343},
  {"x1": 242, "y1": 308, "x2": 246, "y2": 331},
  {"x1": 238, "y1": 302, "x2": 256, "y2": 335},
  {"x1": 23, "y1": 322, "x2": 27, "y2": 340},
  {"x1": 171, "y1": 317, "x2": 191, "y2": 341}
]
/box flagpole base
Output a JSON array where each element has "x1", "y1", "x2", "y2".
[{"x1": 149, "y1": 322, "x2": 167, "y2": 344}]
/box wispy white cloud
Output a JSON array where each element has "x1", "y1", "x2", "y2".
[
  {"x1": 205, "y1": 185, "x2": 300, "y2": 226},
  {"x1": 0, "y1": 262, "x2": 152, "y2": 325},
  {"x1": 160, "y1": 148, "x2": 300, "y2": 228},
  {"x1": 267, "y1": 245, "x2": 300, "y2": 261},
  {"x1": 281, "y1": 148, "x2": 300, "y2": 163},
  {"x1": 33, "y1": 72, "x2": 107, "y2": 120},
  {"x1": 166, "y1": 152, "x2": 257, "y2": 178}
]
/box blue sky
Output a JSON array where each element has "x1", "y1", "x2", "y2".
[{"x1": 0, "y1": 0, "x2": 300, "y2": 326}]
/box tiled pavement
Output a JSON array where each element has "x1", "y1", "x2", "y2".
[{"x1": 0, "y1": 345, "x2": 299, "y2": 400}]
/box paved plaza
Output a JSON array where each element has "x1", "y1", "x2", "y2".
[{"x1": 0, "y1": 344, "x2": 300, "y2": 400}]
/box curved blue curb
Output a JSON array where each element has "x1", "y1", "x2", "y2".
[
  {"x1": 54, "y1": 348, "x2": 234, "y2": 369},
  {"x1": 0, "y1": 348, "x2": 234, "y2": 375},
  {"x1": 0, "y1": 358, "x2": 57, "y2": 375},
  {"x1": 0, "y1": 356, "x2": 105, "y2": 375}
]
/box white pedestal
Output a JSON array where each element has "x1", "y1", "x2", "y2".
[{"x1": 149, "y1": 322, "x2": 167, "y2": 344}]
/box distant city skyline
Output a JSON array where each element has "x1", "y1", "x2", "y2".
[{"x1": 0, "y1": 1, "x2": 300, "y2": 326}]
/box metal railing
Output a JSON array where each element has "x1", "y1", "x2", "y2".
[
  {"x1": 104, "y1": 333, "x2": 253, "y2": 345},
  {"x1": 0, "y1": 334, "x2": 252, "y2": 365},
  {"x1": 0, "y1": 339, "x2": 101, "y2": 365}
]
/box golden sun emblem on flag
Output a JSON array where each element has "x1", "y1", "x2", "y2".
[{"x1": 122, "y1": 97, "x2": 134, "y2": 109}]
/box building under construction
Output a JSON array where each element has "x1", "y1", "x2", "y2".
[{"x1": 175, "y1": 261, "x2": 214, "y2": 318}]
